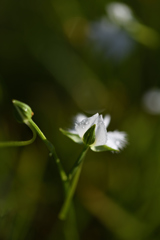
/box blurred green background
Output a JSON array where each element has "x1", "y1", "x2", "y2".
[{"x1": 1, "y1": 0, "x2": 160, "y2": 239}]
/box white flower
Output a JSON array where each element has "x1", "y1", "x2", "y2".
[{"x1": 60, "y1": 113, "x2": 127, "y2": 152}]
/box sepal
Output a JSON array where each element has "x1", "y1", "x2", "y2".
[
  {"x1": 83, "y1": 124, "x2": 96, "y2": 146},
  {"x1": 60, "y1": 128, "x2": 82, "y2": 143},
  {"x1": 91, "y1": 144, "x2": 119, "y2": 152}
]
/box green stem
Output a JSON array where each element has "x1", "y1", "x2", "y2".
[
  {"x1": 0, "y1": 121, "x2": 37, "y2": 148},
  {"x1": 68, "y1": 145, "x2": 89, "y2": 180},
  {"x1": 59, "y1": 146, "x2": 89, "y2": 220},
  {"x1": 28, "y1": 119, "x2": 68, "y2": 185}
]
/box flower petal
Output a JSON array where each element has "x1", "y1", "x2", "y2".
[
  {"x1": 60, "y1": 128, "x2": 83, "y2": 143},
  {"x1": 75, "y1": 113, "x2": 99, "y2": 138},
  {"x1": 74, "y1": 114, "x2": 87, "y2": 123},
  {"x1": 106, "y1": 131, "x2": 127, "y2": 151},
  {"x1": 93, "y1": 115, "x2": 107, "y2": 146},
  {"x1": 104, "y1": 114, "x2": 111, "y2": 128}
]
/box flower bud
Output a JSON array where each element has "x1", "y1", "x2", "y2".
[{"x1": 12, "y1": 100, "x2": 34, "y2": 123}]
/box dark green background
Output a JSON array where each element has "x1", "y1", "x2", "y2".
[{"x1": 0, "y1": 0, "x2": 160, "y2": 239}]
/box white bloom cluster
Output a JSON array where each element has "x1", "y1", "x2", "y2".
[{"x1": 60, "y1": 113, "x2": 127, "y2": 152}]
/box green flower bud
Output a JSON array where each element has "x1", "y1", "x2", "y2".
[
  {"x1": 12, "y1": 100, "x2": 34, "y2": 123},
  {"x1": 83, "y1": 124, "x2": 96, "y2": 146}
]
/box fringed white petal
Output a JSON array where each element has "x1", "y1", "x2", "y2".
[
  {"x1": 104, "y1": 114, "x2": 111, "y2": 128},
  {"x1": 75, "y1": 113, "x2": 99, "y2": 138},
  {"x1": 106, "y1": 131, "x2": 127, "y2": 151},
  {"x1": 74, "y1": 114, "x2": 87, "y2": 123}
]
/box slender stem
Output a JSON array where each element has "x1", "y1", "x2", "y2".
[
  {"x1": 68, "y1": 145, "x2": 89, "y2": 180},
  {"x1": 0, "y1": 121, "x2": 37, "y2": 148},
  {"x1": 27, "y1": 119, "x2": 46, "y2": 140},
  {"x1": 59, "y1": 146, "x2": 89, "y2": 220},
  {"x1": 28, "y1": 119, "x2": 68, "y2": 184}
]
